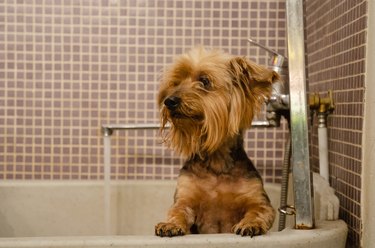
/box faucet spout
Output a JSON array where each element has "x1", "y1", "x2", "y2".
[{"x1": 247, "y1": 38, "x2": 291, "y2": 126}]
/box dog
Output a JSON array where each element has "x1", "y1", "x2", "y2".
[{"x1": 155, "y1": 47, "x2": 278, "y2": 237}]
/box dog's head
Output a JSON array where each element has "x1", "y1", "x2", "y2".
[{"x1": 158, "y1": 47, "x2": 279, "y2": 158}]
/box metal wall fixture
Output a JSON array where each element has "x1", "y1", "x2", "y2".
[
  {"x1": 247, "y1": 38, "x2": 290, "y2": 127},
  {"x1": 286, "y1": 0, "x2": 315, "y2": 229},
  {"x1": 102, "y1": 120, "x2": 275, "y2": 137}
]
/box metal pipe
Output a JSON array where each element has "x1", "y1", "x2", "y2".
[
  {"x1": 286, "y1": 0, "x2": 315, "y2": 229},
  {"x1": 102, "y1": 123, "x2": 165, "y2": 131},
  {"x1": 103, "y1": 135, "x2": 112, "y2": 235},
  {"x1": 102, "y1": 127, "x2": 113, "y2": 137},
  {"x1": 101, "y1": 120, "x2": 275, "y2": 134}
]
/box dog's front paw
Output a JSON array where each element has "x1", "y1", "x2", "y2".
[
  {"x1": 232, "y1": 221, "x2": 268, "y2": 237},
  {"x1": 155, "y1": 222, "x2": 186, "y2": 237}
]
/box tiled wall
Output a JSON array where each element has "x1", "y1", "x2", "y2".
[
  {"x1": 1, "y1": 0, "x2": 370, "y2": 246},
  {"x1": 0, "y1": 0, "x2": 288, "y2": 181},
  {"x1": 304, "y1": 0, "x2": 368, "y2": 246}
]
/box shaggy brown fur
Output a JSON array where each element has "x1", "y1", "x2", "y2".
[{"x1": 155, "y1": 47, "x2": 278, "y2": 237}]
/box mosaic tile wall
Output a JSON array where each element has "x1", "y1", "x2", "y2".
[
  {"x1": 1, "y1": 0, "x2": 369, "y2": 246},
  {"x1": 0, "y1": 0, "x2": 288, "y2": 181},
  {"x1": 304, "y1": 0, "x2": 368, "y2": 246}
]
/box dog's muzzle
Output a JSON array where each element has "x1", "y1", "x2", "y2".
[{"x1": 164, "y1": 96, "x2": 181, "y2": 111}]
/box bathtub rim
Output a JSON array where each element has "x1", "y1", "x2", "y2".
[
  {"x1": 0, "y1": 179, "x2": 281, "y2": 188},
  {"x1": 0, "y1": 220, "x2": 347, "y2": 248}
]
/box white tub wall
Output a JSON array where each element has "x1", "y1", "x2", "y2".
[
  {"x1": 0, "y1": 181, "x2": 348, "y2": 248},
  {"x1": 362, "y1": 0, "x2": 375, "y2": 246},
  {"x1": 0, "y1": 181, "x2": 173, "y2": 237},
  {"x1": 0, "y1": 182, "x2": 112, "y2": 237},
  {"x1": 116, "y1": 181, "x2": 175, "y2": 235},
  {"x1": 0, "y1": 181, "x2": 287, "y2": 237}
]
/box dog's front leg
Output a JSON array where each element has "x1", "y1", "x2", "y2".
[
  {"x1": 155, "y1": 201, "x2": 195, "y2": 237},
  {"x1": 232, "y1": 202, "x2": 275, "y2": 237}
]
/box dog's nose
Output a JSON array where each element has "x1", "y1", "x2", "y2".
[{"x1": 164, "y1": 96, "x2": 181, "y2": 110}]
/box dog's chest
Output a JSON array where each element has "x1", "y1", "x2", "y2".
[
  {"x1": 199, "y1": 175, "x2": 245, "y2": 199},
  {"x1": 193, "y1": 175, "x2": 252, "y2": 233}
]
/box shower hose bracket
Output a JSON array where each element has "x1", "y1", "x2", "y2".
[{"x1": 278, "y1": 205, "x2": 296, "y2": 216}]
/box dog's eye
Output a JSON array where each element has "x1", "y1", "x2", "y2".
[{"x1": 198, "y1": 76, "x2": 210, "y2": 88}]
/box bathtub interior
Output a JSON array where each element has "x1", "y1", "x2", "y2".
[{"x1": 0, "y1": 181, "x2": 292, "y2": 237}]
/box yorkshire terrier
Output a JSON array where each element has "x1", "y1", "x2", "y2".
[{"x1": 155, "y1": 47, "x2": 278, "y2": 237}]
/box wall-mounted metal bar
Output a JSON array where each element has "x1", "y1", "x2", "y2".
[
  {"x1": 102, "y1": 120, "x2": 275, "y2": 136},
  {"x1": 286, "y1": 0, "x2": 315, "y2": 229}
]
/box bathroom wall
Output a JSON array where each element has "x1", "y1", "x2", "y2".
[
  {"x1": 0, "y1": 0, "x2": 287, "y2": 181},
  {"x1": 304, "y1": 0, "x2": 367, "y2": 246},
  {"x1": 0, "y1": 0, "x2": 368, "y2": 246}
]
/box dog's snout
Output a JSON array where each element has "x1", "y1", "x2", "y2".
[{"x1": 164, "y1": 96, "x2": 181, "y2": 110}]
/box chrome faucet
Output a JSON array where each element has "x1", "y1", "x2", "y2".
[{"x1": 247, "y1": 38, "x2": 290, "y2": 126}]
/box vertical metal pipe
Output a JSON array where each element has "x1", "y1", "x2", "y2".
[
  {"x1": 102, "y1": 127, "x2": 113, "y2": 235},
  {"x1": 103, "y1": 135, "x2": 112, "y2": 235},
  {"x1": 286, "y1": 0, "x2": 315, "y2": 229}
]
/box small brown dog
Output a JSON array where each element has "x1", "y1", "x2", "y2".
[{"x1": 155, "y1": 47, "x2": 278, "y2": 237}]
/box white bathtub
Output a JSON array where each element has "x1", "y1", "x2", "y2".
[{"x1": 0, "y1": 181, "x2": 347, "y2": 248}]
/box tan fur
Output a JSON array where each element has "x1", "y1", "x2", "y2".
[{"x1": 155, "y1": 47, "x2": 279, "y2": 237}]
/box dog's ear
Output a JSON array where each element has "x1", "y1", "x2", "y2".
[
  {"x1": 228, "y1": 56, "x2": 279, "y2": 91},
  {"x1": 227, "y1": 57, "x2": 280, "y2": 132}
]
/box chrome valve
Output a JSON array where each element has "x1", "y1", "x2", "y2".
[{"x1": 248, "y1": 38, "x2": 290, "y2": 127}]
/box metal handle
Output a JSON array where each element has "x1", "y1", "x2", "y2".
[
  {"x1": 247, "y1": 38, "x2": 284, "y2": 57},
  {"x1": 247, "y1": 38, "x2": 288, "y2": 67}
]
